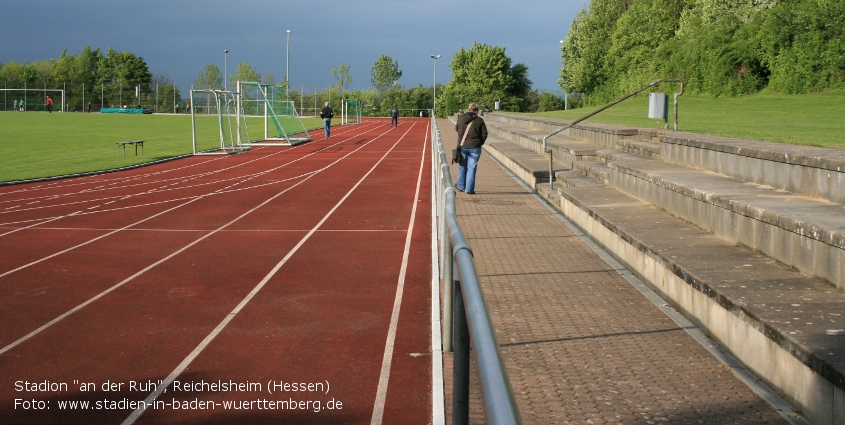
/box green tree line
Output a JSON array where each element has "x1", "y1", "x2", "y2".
[
  {"x1": 0, "y1": 46, "x2": 183, "y2": 112},
  {"x1": 560, "y1": 0, "x2": 845, "y2": 102},
  {"x1": 2, "y1": 42, "x2": 549, "y2": 116}
]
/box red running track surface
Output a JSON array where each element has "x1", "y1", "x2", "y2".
[{"x1": 0, "y1": 118, "x2": 433, "y2": 424}]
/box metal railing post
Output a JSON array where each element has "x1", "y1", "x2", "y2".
[{"x1": 452, "y1": 279, "x2": 470, "y2": 425}]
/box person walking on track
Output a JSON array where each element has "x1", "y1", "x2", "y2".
[
  {"x1": 46, "y1": 96, "x2": 53, "y2": 113},
  {"x1": 321, "y1": 102, "x2": 334, "y2": 138},
  {"x1": 390, "y1": 104, "x2": 399, "y2": 127},
  {"x1": 454, "y1": 103, "x2": 488, "y2": 194}
]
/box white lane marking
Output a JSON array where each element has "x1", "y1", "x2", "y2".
[
  {"x1": 123, "y1": 122, "x2": 417, "y2": 425},
  {"x1": 370, "y1": 125, "x2": 426, "y2": 425}
]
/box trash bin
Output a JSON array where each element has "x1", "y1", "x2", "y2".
[{"x1": 649, "y1": 92, "x2": 668, "y2": 128}]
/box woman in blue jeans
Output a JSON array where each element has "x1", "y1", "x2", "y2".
[{"x1": 454, "y1": 103, "x2": 488, "y2": 194}]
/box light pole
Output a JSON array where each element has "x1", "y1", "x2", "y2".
[
  {"x1": 286, "y1": 30, "x2": 291, "y2": 100},
  {"x1": 431, "y1": 54, "x2": 440, "y2": 113},
  {"x1": 224, "y1": 50, "x2": 229, "y2": 91}
]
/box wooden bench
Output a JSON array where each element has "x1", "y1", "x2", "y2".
[{"x1": 116, "y1": 140, "x2": 144, "y2": 158}]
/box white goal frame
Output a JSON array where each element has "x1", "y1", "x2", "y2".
[
  {"x1": 1, "y1": 89, "x2": 65, "y2": 112},
  {"x1": 189, "y1": 89, "x2": 249, "y2": 155}
]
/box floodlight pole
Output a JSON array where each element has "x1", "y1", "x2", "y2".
[
  {"x1": 431, "y1": 55, "x2": 441, "y2": 113},
  {"x1": 286, "y1": 30, "x2": 291, "y2": 101},
  {"x1": 224, "y1": 50, "x2": 229, "y2": 91}
]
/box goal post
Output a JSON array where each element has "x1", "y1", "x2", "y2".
[
  {"x1": 190, "y1": 89, "x2": 249, "y2": 155},
  {"x1": 0, "y1": 88, "x2": 65, "y2": 112},
  {"x1": 341, "y1": 99, "x2": 362, "y2": 125},
  {"x1": 237, "y1": 81, "x2": 311, "y2": 146}
]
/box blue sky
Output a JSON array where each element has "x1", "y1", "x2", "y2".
[{"x1": 2, "y1": 0, "x2": 588, "y2": 93}]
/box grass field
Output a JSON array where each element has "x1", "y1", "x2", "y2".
[
  {"x1": 0, "y1": 112, "x2": 323, "y2": 183},
  {"x1": 531, "y1": 90, "x2": 845, "y2": 149}
]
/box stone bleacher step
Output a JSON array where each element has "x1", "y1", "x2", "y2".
[
  {"x1": 554, "y1": 170, "x2": 605, "y2": 188},
  {"x1": 573, "y1": 161, "x2": 611, "y2": 185},
  {"x1": 617, "y1": 137, "x2": 661, "y2": 159},
  {"x1": 536, "y1": 182, "x2": 845, "y2": 419},
  {"x1": 604, "y1": 156, "x2": 845, "y2": 288},
  {"x1": 484, "y1": 139, "x2": 568, "y2": 186}
]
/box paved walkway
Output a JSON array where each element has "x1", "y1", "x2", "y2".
[{"x1": 438, "y1": 119, "x2": 790, "y2": 424}]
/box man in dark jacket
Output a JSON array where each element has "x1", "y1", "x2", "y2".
[
  {"x1": 320, "y1": 102, "x2": 333, "y2": 137},
  {"x1": 390, "y1": 104, "x2": 399, "y2": 127},
  {"x1": 454, "y1": 103, "x2": 488, "y2": 194}
]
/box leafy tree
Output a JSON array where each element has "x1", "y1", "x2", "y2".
[
  {"x1": 52, "y1": 46, "x2": 102, "y2": 110},
  {"x1": 440, "y1": 42, "x2": 531, "y2": 114},
  {"x1": 152, "y1": 73, "x2": 180, "y2": 113},
  {"x1": 333, "y1": 62, "x2": 352, "y2": 98},
  {"x1": 538, "y1": 92, "x2": 566, "y2": 112},
  {"x1": 231, "y1": 61, "x2": 260, "y2": 87},
  {"x1": 371, "y1": 55, "x2": 402, "y2": 97},
  {"x1": 97, "y1": 47, "x2": 152, "y2": 106},
  {"x1": 758, "y1": 0, "x2": 845, "y2": 93},
  {"x1": 559, "y1": 0, "x2": 628, "y2": 98},
  {"x1": 194, "y1": 64, "x2": 222, "y2": 90}
]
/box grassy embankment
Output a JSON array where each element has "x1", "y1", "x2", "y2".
[{"x1": 530, "y1": 90, "x2": 844, "y2": 149}]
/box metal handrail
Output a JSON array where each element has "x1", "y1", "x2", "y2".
[
  {"x1": 542, "y1": 78, "x2": 684, "y2": 152},
  {"x1": 431, "y1": 116, "x2": 522, "y2": 425}
]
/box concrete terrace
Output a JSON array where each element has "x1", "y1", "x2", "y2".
[{"x1": 437, "y1": 113, "x2": 844, "y2": 425}]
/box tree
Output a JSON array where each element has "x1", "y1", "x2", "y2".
[
  {"x1": 371, "y1": 55, "x2": 402, "y2": 97},
  {"x1": 97, "y1": 47, "x2": 152, "y2": 106},
  {"x1": 332, "y1": 62, "x2": 352, "y2": 98},
  {"x1": 231, "y1": 61, "x2": 260, "y2": 87},
  {"x1": 194, "y1": 64, "x2": 223, "y2": 90},
  {"x1": 440, "y1": 42, "x2": 531, "y2": 113},
  {"x1": 538, "y1": 92, "x2": 566, "y2": 112}
]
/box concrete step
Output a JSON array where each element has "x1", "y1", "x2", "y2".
[
  {"x1": 604, "y1": 157, "x2": 845, "y2": 289},
  {"x1": 533, "y1": 181, "x2": 845, "y2": 425},
  {"x1": 573, "y1": 161, "x2": 611, "y2": 185},
  {"x1": 617, "y1": 137, "x2": 661, "y2": 159},
  {"x1": 483, "y1": 138, "x2": 568, "y2": 188}
]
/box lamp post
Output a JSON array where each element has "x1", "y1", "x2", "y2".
[
  {"x1": 286, "y1": 29, "x2": 291, "y2": 100},
  {"x1": 431, "y1": 54, "x2": 441, "y2": 113},
  {"x1": 224, "y1": 50, "x2": 229, "y2": 91}
]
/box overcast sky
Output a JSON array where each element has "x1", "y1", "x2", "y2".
[{"x1": 2, "y1": 0, "x2": 588, "y2": 94}]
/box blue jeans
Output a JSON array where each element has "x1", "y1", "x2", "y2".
[
  {"x1": 323, "y1": 118, "x2": 331, "y2": 137},
  {"x1": 456, "y1": 147, "x2": 481, "y2": 193}
]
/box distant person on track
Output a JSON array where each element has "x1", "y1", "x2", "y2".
[
  {"x1": 13, "y1": 99, "x2": 18, "y2": 111},
  {"x1": 46, "y1": 96, "x2": 53, "y2": 113},
  {"x1": 321, "y1": 102, "x2": 334, "y2": 137},
  {"x1": 87, "y1": 102, "x2": 92, "y2": 113},
  {"x1": 454, "y1": 103, "x2": 488, "y2": 195},
  {"x1": 390, "y1": 104, "x2": 399, "y2": 127},
  {"x1": 19, "y1": 100, "x2": 24, "y2": 112}
]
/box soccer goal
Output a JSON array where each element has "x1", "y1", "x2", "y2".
[
  {"x1": 237, "y1": 81, "x2": 311, "y2": 146},
  {"x1": 341, "y1": 99, "x2": 362, "y2": 125},
  {"x1": 190, "y1": 89, "x2": 250, "y2": 155}
]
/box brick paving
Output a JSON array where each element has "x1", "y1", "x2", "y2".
[{"x1": 438, "y1": 119, "x2": 788, "y2": 424}]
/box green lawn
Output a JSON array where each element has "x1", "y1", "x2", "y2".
[
  {"x1": 0, "y1": 112, "x2": 323, "y2": 182},
  {"x1": 530, "y1": 90, "x2": 845, "y2": 149}
]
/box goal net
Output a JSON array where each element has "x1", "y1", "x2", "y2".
[
  {"x1": 237, "y1": 81, "x2": 311, "y2": 146},
  {"x1": 341, "y1": 99, "x2": 362, "y2": 125},
  {"x1": 190, "y1": 89, "x2": 250, "y2": 155}
]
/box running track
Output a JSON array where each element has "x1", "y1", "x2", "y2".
[{"x1": 0, "y1": 118, "x2": 433, "y2": 424}]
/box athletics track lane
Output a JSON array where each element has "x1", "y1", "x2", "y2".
[{"x1": 0, "y1": 118, "x2": 432, "y2": 424}]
